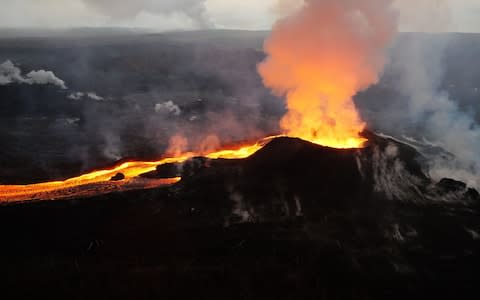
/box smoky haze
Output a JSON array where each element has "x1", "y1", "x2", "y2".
[
  {"x1": 0, "y1": 31, "x2": 280, "y2": 184},
  {"x1": 357, "y1": 0, "x2": 480, "y2": 187},
  {"x1": 82, "y1": 0, "x2": 213, "y2": 29},
  {"x1": 2, "y1": 0, "x2": 480, "y2": 32}
]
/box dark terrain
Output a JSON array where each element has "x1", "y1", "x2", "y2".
[
  {"x1": 1, "y1": 30, "x2": 480, "y2": 184},
  {"x1": 1, "y1": 135, "x2": 479, "y2": 299},
  {"x1": 0, "y1": 30, "x2": 278, "y2": 183}
]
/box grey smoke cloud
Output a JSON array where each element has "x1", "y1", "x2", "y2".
[
  {"x1": 0, "y1": 60, "x2": 67, "y2": 89},
  {"x1": 0, "y1": 60, "x2": 25, "y2": 85},
  {"x1": 67, "y1": 92, "x2": 105, "y2": 101},
  {"x1": 155, "y1": 101, "x2": 181, "y2": 116},
  {"x1": 82, "y1": 0, "x2": 213, "y2": 29},
  {"x1": 1, "y1": 0, "x2": 480, "y2": 32},
  {"x1": 372, "y1": 2, "x2": 480, "y2": 188},
  {"x1": 394, "y1": 38, "x2": 480, "y2": 188},
  {"x1": 67, "y1": 92, "x2": 85, "y2": 100},
  {"x1": 25, "y1": 70, "x2": 67, "y2": 89},
  {"x1": 86, "y1": 92, "x2": 104, "y2": 101}
]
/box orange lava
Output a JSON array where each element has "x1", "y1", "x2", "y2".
[
  {"x1": 0, "y1": 136, "x2": 275, "y2": 203},
  {"x1": 258, "y1": 0, "x2": 396, "y2": 149}
]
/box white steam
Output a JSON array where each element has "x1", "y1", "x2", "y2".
[
  {"x1": 86, "y1": 92, "x2": 104, "y2": 101},
  {"x1": 0, "y1": 60, "x2": 24, "y2": 84},
  {"x1": 0, "y1": 60, "x2": 67, "y2": 89},
  {"x1": 155, "y1": 101, "x2": 181, "y2": 116},
  {"x1": 81, "y1": 0, "x2": 213, "y2": 29},
  {"x1": 68, "y1": 92, "x2": 105, "y2": 101},
  {"x1": 25, "y1": 70, "x2": 67, "y2": 89},
  {"x1": 67, "y1": 92, "x2": 85, "y2": 100},
  {"x1": 386, "y1": 3, "x2": 480, "y2": 188}
]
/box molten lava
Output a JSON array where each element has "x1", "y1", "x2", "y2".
[
  {"x1": 258, "y1": 0, "x2": 396, "y2": 149},
  {"x1": 0, "y1": 137, "x2": 274, "y2": 203}
]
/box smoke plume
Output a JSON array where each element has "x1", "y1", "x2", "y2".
[
  {"x1": 392, "y1": 36, "x2": 480, "y2": 188},
  {"x1": 0, "y1": 60, "x2": 23, "y2": 85},
  {"x1": 373, "y1": 2, "x2": 480, "y2": 188},
  {"x1": 258, "y1": 0, "x2": 397, "y2": 148},
  {"x1": 155, "y1": 101, "x2": 181, "y2": 116},
  {"x1": 0, "y1": 60, "x2": 67, "y2": 89},
  {"x1": 25, "y1": 70, "x2": 67, "y2": 89},
  {"x1": 81, "y1": 0, "x2": 213, "y2": 29}
]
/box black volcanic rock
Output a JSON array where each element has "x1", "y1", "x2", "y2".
[
  {"x1": 467, "y1": 188, "x2": 480, "y2": 200},
  {"x1": 175, "y1": 135, "x2": 447, "y2": 212},
  {"x1": 110, "y1": 172, "x2": 125, "y2": 181},
  {"x1": 155, "y1": 163, "x2": 181, "y2": 178},
  {"x1": 437, "y1": 178, "x2": 467, "y2": 192},
  {"x1": 141, "y1": 157, "x2": 212, "y2": 179},
  {"x1": 141, "y1": 163, "x2": 182, "y2": 179},
  {"x1": 1, "y1": 134, "x2": 480, "y2": 300}
]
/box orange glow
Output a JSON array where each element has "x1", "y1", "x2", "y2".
[
  {"x1": 258, "y1": 0, "x2": 396, "y2": 149},
  {"x1": 0, "y1": 136, "x2": 276, "y2": 203}
]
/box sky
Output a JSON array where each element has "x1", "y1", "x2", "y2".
[{"x1": 0, "y1": 0, "x2": 480, "y2": 32}]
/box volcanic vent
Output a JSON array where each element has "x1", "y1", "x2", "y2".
[{"x1": 153, "y1": 133, "x2": 478, "y2": 215}]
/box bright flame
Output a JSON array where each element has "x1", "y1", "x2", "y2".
[
  {"x1": 0, "y1": 136, "x2": 275, "y2": 203},
  {"x1": 258, "y1": 0, "x2": 397, "y2": 148}
]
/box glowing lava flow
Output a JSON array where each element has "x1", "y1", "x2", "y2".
[{"x1": 0, "y1": 137, "x2": 275, "y2": 203}]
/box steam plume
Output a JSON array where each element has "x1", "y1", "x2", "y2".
[
  {"x1": 25, "y1": 70, "x2": 67, "y2": 89},
  {"x1": 376, "y1": 2, "x2": 480, "y2": 188},
  {"x1": 388, "y1": 36, "x2": 480, "y2": 188},
  {"x1": 258, "y1": 0, "x2": 397, "y2": 148},
  {"x1": 0, "y1": 60, "x2": 67, "y2": 89},
  {"x1": 155, "y1": 101, "x2": 181, "y2": 116},
  {"x1": 82, "y1": 0, "x2": 213, "y2": 29}
]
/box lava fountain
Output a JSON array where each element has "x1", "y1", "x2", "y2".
[{"x1": 258, "y1": 0, "x2": 397, "y2": 148}]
